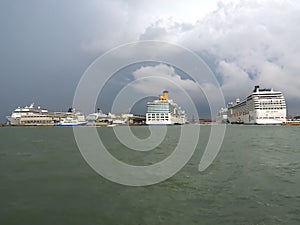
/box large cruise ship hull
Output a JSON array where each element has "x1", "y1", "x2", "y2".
[
  {"x1": 6, "y1": 116, "x2": 20, "y2": 125},
  {"x1": 146, "y1": 120, "x2": 172, "y2": 125},
  {"x1": 228, "y1": 110, "x2": 286, "y2": 125},
  {"x1": 146, "y1": 113, "x2": 186, "y2": 125}
]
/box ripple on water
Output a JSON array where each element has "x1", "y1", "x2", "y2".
[{"x1": 15, "y1": 152, "x2": 33, "y2": 157}]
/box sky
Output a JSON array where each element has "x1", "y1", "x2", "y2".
[{"x1": 1, "y1": 0, "x2": 300, "y2": 122}]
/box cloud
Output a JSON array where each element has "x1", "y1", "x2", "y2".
[
  {"x1": 109, "y1": 63, "x2": 204, "y2": 117},
  {"x1": 80, "y1": 0, "x2": 219, "y2": 53},
  {"x1": 217, "y1": 60, "x2": 255, "y2": 99},
  {"x1": 131, "y1": 63, "x2": 199, "y2": 96},
  {"x1": 135, "y1": 0, "x2": 300, "y2": 104},
  {"x1": 180, "y1": 0, "x2": 300, "y2": 101},
  {"x1": 78, "y1": 0, "x2": 300, "y2": 115},
  {"x1": 140, "y1": 19, "x2": 194, "y2": 41}
]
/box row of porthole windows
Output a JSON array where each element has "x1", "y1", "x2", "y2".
[
  {"x1": 22, "y1": 115, "x2": 51, "y2": 118},
  {"x1": 148, "y1": 114, "x2": 169, "y2": 118},
  {"x1": 256, "y1": 117, "x2": 284, "y2": 119},
  {"x1": 255, "y1": 107, "x2": 284, "y2": 110},
  {"x1": 147, "y1": 118, "x2": 170, "y2": 121},
  {"x1": 23, "y1": 120, "x2": 51, "y2": 123}
]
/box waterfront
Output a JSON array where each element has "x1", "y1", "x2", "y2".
[{"x1": 1, "y1": 125, "x2": 300, "y2": 225}]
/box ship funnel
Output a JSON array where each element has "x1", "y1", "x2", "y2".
[
  {"x1": 253, "y1": 85, "x2": 259, "y2": 92},
  {"x1": 163, "y1": 91, "x2": 169, "y2": 100}
]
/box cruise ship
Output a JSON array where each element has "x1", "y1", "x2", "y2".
[
  {"x1": 146, "y1": 91, "x2": 187, "y2": 125},
  {"x1": 227, "y1": 85, "x2": 286, "y2": 125},
  {"x1": 6, "y1": 104, "x2": 87, "y2": 126},
  {"x1": 6, "y1": 103, "x2": 54, "y2": 125}
]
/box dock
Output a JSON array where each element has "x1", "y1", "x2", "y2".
[{"x1": 283, "y1": 121, "x2": 300, "y2": 126}]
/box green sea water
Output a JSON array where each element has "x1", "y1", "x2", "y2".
[{"x1": 0, "y1": 125, "x2": 300, "y2": 225}]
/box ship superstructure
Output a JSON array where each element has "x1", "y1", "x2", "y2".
[
  {"x1": 146, "y1": 91, "x2": 186, "y2": 125},
  {"x1": 227, "y1": 85, "x2": 286, "y2": 124}
]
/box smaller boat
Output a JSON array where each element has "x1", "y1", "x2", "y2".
[
  {"x1": 56, "y1": 118, "x2": 87, "y2": 126},
  {"x1": 56, "y1": 111, "x2": 87, "y2": 126}
]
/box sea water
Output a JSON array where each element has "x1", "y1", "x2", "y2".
[{"x1": 0, "y1": 125, "x2": 300, "y2": 225}]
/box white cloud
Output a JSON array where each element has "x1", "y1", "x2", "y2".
[
  {"x1": 127, "y1": 63, "x2": 225, "y2": 117},
  {"x1": 134, "y1": 0, "x2": 300, "y2": 103},
  {"x1": 178, "y1": 0, "x2": 300, "y2": 101},
  {"x1": 217, "y1": 60, "x2": 255, "y2": 99},
  {"x1": 127, "y1": 64, "x2": 203, "y2": 115},
  {"x1": 131, "y1": 63, "x2": 199, "y2": 95},
  {"x1": 81, "y1": 0, "x2": 219, "y2": 52},
  {"x1": 81, "y1": 0, "x2": 300, "y2": 112}
]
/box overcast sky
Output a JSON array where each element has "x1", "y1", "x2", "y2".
[{"x1": 1, "y1": 0, "x2": 300, "y2": 122}]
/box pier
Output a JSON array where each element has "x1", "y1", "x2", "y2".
[{"x1": 283, "y1": 121, "x2": 300, "y2": 126}]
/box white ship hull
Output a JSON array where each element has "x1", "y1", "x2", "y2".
[
  {"x1": 6, "y1": 116, "x2": 20, "y2": 125},
  {"x1": 146, "y1": 113, "x2": 186, "y2": 125},
  {"x1": 146, "y1": 113, "x2": 172, "y2": 125},
  {"x1": 56, "y1": 121, "x2": 87, "y2": 126},
  {"x1": 146, "y1": 120, "x2": 172, "y2": 125},
  {"x1": 228, "y1": 110, "x2": 286, "y2": 124},
  {"x1": 56, "y1": 114, "x2": 87, "y2": 126}
]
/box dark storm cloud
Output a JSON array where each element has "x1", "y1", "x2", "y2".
[{"x1": 0, "y1": 0, "x2": 118, "y2": 121}]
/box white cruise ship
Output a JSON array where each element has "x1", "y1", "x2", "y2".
[
  {"x1": 227, "y1": 85, "x2": 286, "y2": 125},
  {"x1": 6, "y1": 103, "x2": 53, "y2": 125},
  {"x1": 146, "y1": 91, "x2": 187, "y2": 125},
  {"x1": 7, "y1": 104, "x2": 87, "y2": 126}
]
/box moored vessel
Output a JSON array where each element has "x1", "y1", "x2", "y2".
[
  {"x1": 6, "y1": 103, "x2": 54, "y2": 125},
  {"x1": 146, "y1": 91, "x2": 187, "y2": 125},
  {"x1": 55, "y1": 110, "x2": 87, "y2": 126},
  {"x1": 227, "y1": 85, "x2": 286, "y2": 125}
]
